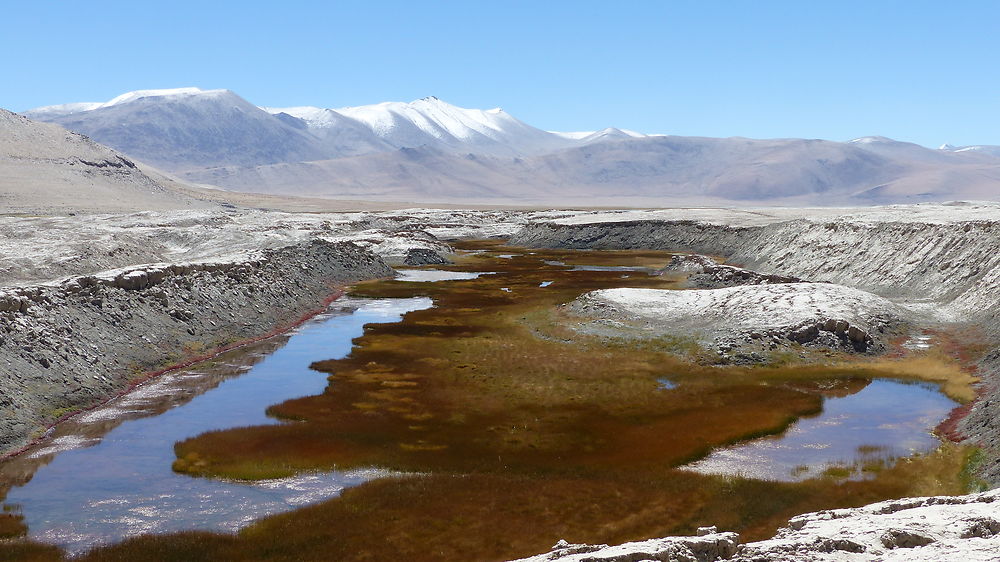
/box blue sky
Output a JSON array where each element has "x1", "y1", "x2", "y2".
[{"x1": 5, "y1": 1, "x2": 999, "y2": 147}]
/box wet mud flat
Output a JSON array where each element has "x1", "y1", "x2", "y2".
[{"x1": 0, "y1": 241, "x2": 982, "y2": 561}]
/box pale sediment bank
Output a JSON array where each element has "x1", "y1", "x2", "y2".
[
  {"x1": 0, "y1": 239, "x2": 393, "y2": 456},
  {"x1": 569, "y1": 284, "x2": 905, "y2": 360}
]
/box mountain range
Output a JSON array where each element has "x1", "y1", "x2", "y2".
[{"x1": 19, "y1": 87, "x2": 1000, "y2": 205}]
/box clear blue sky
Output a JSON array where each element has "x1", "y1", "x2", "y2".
[{"x1": 4, "y1": 0, "x2": 999, "y2": 147}]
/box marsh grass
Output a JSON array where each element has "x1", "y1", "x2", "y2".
[
  {"x1": 82, "y1": 444, "x2": 972, "y2": 562},
  {"x1": 0, "y1": 542, "x2": 62, "y2": 562},
  {"x1": 42, "y1": 241, "x2": 979, "y2": 561},
  {"x1": 844, "y1": 350, "x2": 978, "y2": 402},
  {"x1": 0, "y1": 511, "x2": 25, "y2": 539}
]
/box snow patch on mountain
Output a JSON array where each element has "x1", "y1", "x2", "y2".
[
  {"x1": 21, "y1": 102, "x2": 103, "y2": 118},
  {"x1": 100, "y1": 87, "x2": 230, "y2": 107},
  {"x1": 848, "y1": 136, "x2": 895, "y2": 144},
  {"x1": 552, "y1": 128, "x2": 649, "y2": 141},
  {"x1": 946, "y1": 145, "x2": 1000, "y2": 157},
  {"x1": 24, "y1": 88, "x2": 230, "y2": 119}
]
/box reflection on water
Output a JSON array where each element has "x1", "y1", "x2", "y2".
[
  {"x1": 395, "y1": 269, "x2": 494, "y2": 282},
  {"x1": 681, "y1": 379, "x2": 956, "y2": 481},
  {"x1": 0, "y1": 297, "x2": 431, "y2": 554},
  {"x1": 657, "y1": 378, "x2": 677, "y2": 390}
]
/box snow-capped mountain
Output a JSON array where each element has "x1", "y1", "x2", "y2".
[
  {"x1": 267, "y1": 96, "x2": 577, "y2": 156},
  {"x1": 552, "y1": 128, "x2": 649, "y2": 143},
  {"x1": 264, "y1": 105, "x2": 393, "y2": 158},
  {"x1": 19, "y1": 87, "x2": 1000, "y2": 206},
  {"x1": 26, "y1": 87, "x2": 227, "y2": 117},
  {"x1": 24, "y1": 89, "x2": 632, "y2": 173},
  {"x1": 24, "y1": 88, "x2": 332, "y2": 171}
]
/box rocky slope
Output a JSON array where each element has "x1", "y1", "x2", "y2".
[
  {"x1": 0, "y1": 109, "x2": 215, "y2": 214},
  {"x1": 0, "y1": 240, "x2": 392, "y2": 455},
  {"x1": 0, "y1": 207, "x2": 545, "y2": 287}
]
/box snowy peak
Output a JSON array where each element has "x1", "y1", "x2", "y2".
[
  {"x1": 99, "y1": 87, "x2": 232, "y2": 108},
  {"x1": 27, "y1": 88, "x2": 654, "y2": 163},
  {"x1": 24, "y1": 87, "x2": 233, "y2": 118},
  {"x1": 335, "y1": 96, "x2": 520, "y2": 141},
  {"x1": 940, "y1": 144, "x2": 1000, "y2": 157},
  {"x1": 267, "y1": 96, "x2": 578, "y2": 156},
  {"x1": 848, "y1": 136, "x2": 896, "y2": 145},
  {"x1": 580, "y1": 128, "x2": 649, "y2": 143},
  {"x1": 22, "y1": 102, "x2": 103, "y2": 119},
  {"x1": 263, "y1": 106, "x2": 346, "y2": 128},
  {"x1": 552, "y1": 128, "x2": 649, "y2": 142}
]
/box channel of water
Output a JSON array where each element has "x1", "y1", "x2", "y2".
[{"x1": 1, "y1": 296, "x2": 430, "y2": 554}]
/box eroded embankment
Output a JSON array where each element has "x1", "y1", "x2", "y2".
[
  {"x1": 0, "y1": 240, "x2": 393, "y2": 456},
  {"x1": 511, "y1": 217, "x2": 1000, "y2": 482}
]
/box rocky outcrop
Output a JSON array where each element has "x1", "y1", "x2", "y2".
[
  {"x1": 512, "y1": 490, "x2": 1000, "y2": 562},
  {"x1": 0, "y1": 240, "x2": 392, "y2": 456},
  {"x1": 570, "y1": 284, "x2": 902, "y2": 361},
  {"x1": 662, "y1": 254, "x2": 806, "y2": 290}
]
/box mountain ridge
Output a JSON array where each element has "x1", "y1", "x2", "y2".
[{"x1": 21, "y1": 87, "x2": 1000, "y2": 205}]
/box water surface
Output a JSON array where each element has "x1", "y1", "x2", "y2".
[
  {"x1": 682, "y1": 379, "x2": 956, "y2": 481},
  {"x1": 1, "y1": 297, "x2": 431, "y2": 554},
  {"x1": 395, "y1": 269, "x2": 493, "y2": 282}
]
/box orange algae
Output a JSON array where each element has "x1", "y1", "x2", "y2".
[{"x1": 11, "y1": 241, "x2": 976, "y2": 561}]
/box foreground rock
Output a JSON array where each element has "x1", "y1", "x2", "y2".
[
  {"x1": 512, "y1": 531, "x2": 739, "y2": 562},
  {"x1": 570, "y1": 284, "x2": 903, "y2": 361},
  {"x1": 513, "y1": 490, "x2": 1000, "y2": 562}
]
